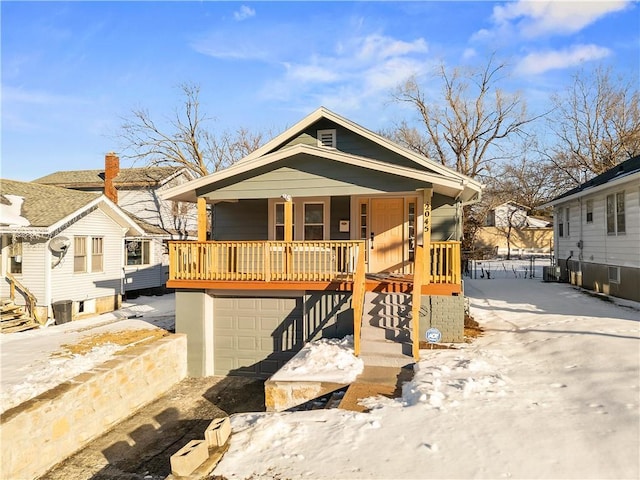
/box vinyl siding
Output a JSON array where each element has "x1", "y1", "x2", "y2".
[
  {"x1": 124, "y1": 237, "x2": 167, "y2": 291},
  {"x1": 49, "y1": 208, "x2": 125, "y2": 304},
  {"x1": 0, "y1": 236, "x2": 48, "y2": 304},
  {"x1": 555, "y1": 178, "x2": 640, "y2": 269}
]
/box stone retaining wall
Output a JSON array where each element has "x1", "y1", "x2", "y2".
[{"x1": 0, "y1": 334, "x2": 187, "y2": 480}]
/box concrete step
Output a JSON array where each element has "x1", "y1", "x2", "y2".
[{"x1": 339, "y1": 365, "x2": 414, "y2": 412}]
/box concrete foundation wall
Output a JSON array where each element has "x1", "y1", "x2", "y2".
[
  {"x1": 562, "y1": 260, "x2": 640, "y2": 302},
  {"x1": 0, "y1": 335, "x2": 187, "y2": 480},
  {"x1": 418, "y1": 295, "x2": 465, "y2": 343}
]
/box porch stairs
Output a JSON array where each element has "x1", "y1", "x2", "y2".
[
  {"x1": 339, "y1": 292, "x2": 415, "y2": 412},
  {"x1": 1, "y1": 299, "x2": 39, "y2": 333}
]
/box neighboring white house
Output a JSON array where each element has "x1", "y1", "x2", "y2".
[
  {"x1": 0, "y1": 179, "x2": 145, "y2": 322},
  {"x1": 34, "y1": 153, "x2": 198, "y2": 292},
  {"x1": 541, "y1": 155, "x2": 640, "y2": 302}
]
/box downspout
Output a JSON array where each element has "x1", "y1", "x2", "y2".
[
  {"x1": 578, "y1": 198, "x2": 584, "y2": 285},
  {"x1": 44, "y1": 239, "x2": 52, "y2": 321}
]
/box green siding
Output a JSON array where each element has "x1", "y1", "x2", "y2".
[
  {"x1": 201, "y1": 156, "x2": 430, "y2": 200},
  {"x1": 431, "y1": 193, "x2": 458, "y2": 241},
  {"x1": 213, "y1": 199, "x2": 268, "y2": 240},
  {"x1": 330, "y1": 196, "x2": 351, "y2": 240},
  {"x1": 285, "y1": 118, "x2": 433, "y2": 171}
]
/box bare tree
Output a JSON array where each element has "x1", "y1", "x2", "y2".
[
  {"x1": 119, "y1": 83, "x2": 264, "y2": 177},
  {"x1": 546, "y1": 66, "x2": 640, "y2": 186},
  {"x1": 392, "y1": 55, "x2": 539, "y2": 179}
]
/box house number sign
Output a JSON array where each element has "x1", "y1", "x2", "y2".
[{"x1": 423, "y1": 203, "x2": 431, "y2": 233}]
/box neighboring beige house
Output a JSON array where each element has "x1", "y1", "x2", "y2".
[
  {"x1": 0, "y1": 179, "x2": 144, "y2": 322},
  {"x1": 35, "y1": 154, "x2": 197, "y2": 292},
  {"x1": 475, "y1": 201, "x2": 553, "y2": 257},
  {"x1": 541, "y1": 155, "x2": 640, "y2": 302}
]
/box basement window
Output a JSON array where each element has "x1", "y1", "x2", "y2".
[
  {"x1": 608, "y1": 266, "x2": 620, "y2": 284},
  {"x1": 317, "y1": 129, "x2": 336, "y2": 148}
]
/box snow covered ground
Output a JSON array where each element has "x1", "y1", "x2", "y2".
[
  {"x1": 1, "y1": 261, "x2": 638, "y2": 478},
  {"x1": 213, "y1": 261, "x2": 640, "y2": 479},
  {"x1": 0, "y1": 293, "x2": 176, "y2": 414}
]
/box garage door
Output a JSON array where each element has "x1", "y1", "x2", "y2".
[{"x1": 213, "y1": 297, "x2": 304, "y2": 378}]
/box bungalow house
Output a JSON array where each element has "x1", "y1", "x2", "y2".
[
  {"x1": 0, "y1": 179, "x2": 145, "y2": 323},
  {"x1": 34, "y1": 154, "x2": 197, "y2": 293},
  {"x1": 475, "y1": 201, "x2": 553, "y2": 257},
  {"x1": 541, "y1": 155, "x2": 640, "y2": 302},
  {"x1": 161, "y1": 107, "x2": 483, "y2": 378}
]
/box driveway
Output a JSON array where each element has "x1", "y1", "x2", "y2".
[{"x1": 40, "y1": 376, "x2": 265, "y2": 480}]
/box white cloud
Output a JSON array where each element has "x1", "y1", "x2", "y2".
[
  {"x1": 284, "y1": 62, "x2": 341, "y2": 84},
  {"x1": 492, "y1": 0, "x2": 630, "y2": 38},
  {"x1": 516, "y1": 44, "x2": 611, "y2": 75},
  {"x1": 264, "y1": 33, "x2": 430, "y2": 111},
  {"x1": 233, "y1": 5, "x2": 255, "y2": 22}
]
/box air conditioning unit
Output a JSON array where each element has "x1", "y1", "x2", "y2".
[{"x1": 543, "y1": 266, "x2": 561, "y2": 282}]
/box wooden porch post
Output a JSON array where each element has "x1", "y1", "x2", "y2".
[
  {"x1": 197, "y1": 197, "x2": 208, "y2": 242},
  {"x1": 284, "y1": 198, "x2": 293, "y2": 242},
  {"x1": 420, "y1": 188, "x2": 433, "y2": 284}
]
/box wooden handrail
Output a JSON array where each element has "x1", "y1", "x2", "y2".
[
  {"x1": 411, "y1": 245, "x2": 425, "y2": 361},
  {"x1": 352, "y1": 243, "x2": 366, "y2": 357},
  {"x1": 5, "y1": 272, "x2": 40, "y2": 324},
  {"x1": 430, "y1": 241, "x2": 461, "y2": 285}
]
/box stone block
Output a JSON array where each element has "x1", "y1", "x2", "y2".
[
  {"x1": 205, "y1": 417, "x2": 231, "y2": 448},
  {"x1": 170, "y1": 439, "x2": 209, "y2": 477}
]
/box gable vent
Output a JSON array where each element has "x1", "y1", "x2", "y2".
[{"x1": 317, "y1": 129, "x2": 336, "y2": 148}]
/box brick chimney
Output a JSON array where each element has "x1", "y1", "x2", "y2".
[{"x1": 104, "y1": 152, "x2": 120, "y2": 203}]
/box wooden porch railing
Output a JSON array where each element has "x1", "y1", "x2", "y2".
[
  {"x1": 5, "y1": 272, "x2": 40, "y2": 324},
  {"x1": 169, "y1": 241, "x2": 365, "y2": 283},
  {"x1": 429, "y1": 241, "x2": 461, "y2": 285}
]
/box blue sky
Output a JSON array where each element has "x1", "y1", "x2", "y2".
[{"x1": 2, "y1": 1, "x2": 638, "y2": 181}]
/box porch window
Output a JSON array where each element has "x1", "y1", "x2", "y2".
[
  {"x1": 304, "y1": 203, "x2": 324, "y2": 240},
  {"x1": 408, "y1": 202, "x2": 416, "y2": 261},
  {"x1": 359, "y1": 202, "x2": 367, "y2": 240},
  {"x1": 92, "y1": 237, "x2": 104, "y2": 272},
  {"x1": 74, "y1": 237, "x2": 87, "y2": 273},
  {"x1": 275, "y1": 203, "x2": 294, "y2": 241},
  {"x1": 317, "y1": 129, "x2": 336, "y2": 148},
  {"x1": 126, "y1": 239, "x2": 151, "y2": 266},
  {"x1": 606, "y1": 192, "x2": 625, "y2": 235},
  {"x1": 9, "y1": 238, "x2": 22, "y2": 275}
]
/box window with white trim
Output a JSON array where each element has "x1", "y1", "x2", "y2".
[
  {"x1": 74, "y1": 237, "x2": 87, "y2": 273},
  {"x1": 565, "y1": 207, "x2": 570, "y2": 237},
  {"x1": 9, "y1": 238, "x2": 23, "y2": 275},
  {"x1": 557, "y1": 208, "x2": 564, "y2": 237},
  {"x1": 126, "y1": 239, "x2": 151, "y2": 266},
  {"x1": 606, "y1": 192, "x2": 625, "y2": 235},
  {"x1": 304, "y1": 203, "x2": 324, "y2": 240},
  {"x1": 274, "y1": 203, "x2": 294, "y2": 241},
  {"x1": 317, "y1": 129, "x2": 336, "y2": 148},
  {"x1": 586, "y1": 199, "x2": 593, "y2": 223},
  {"x1": 91, "y1": 237, "x2": 104, "y2": 272}
]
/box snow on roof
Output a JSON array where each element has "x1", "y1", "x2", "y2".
[{"x1": 0, "y1": 194, "x2": 30, "y2": 227}]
